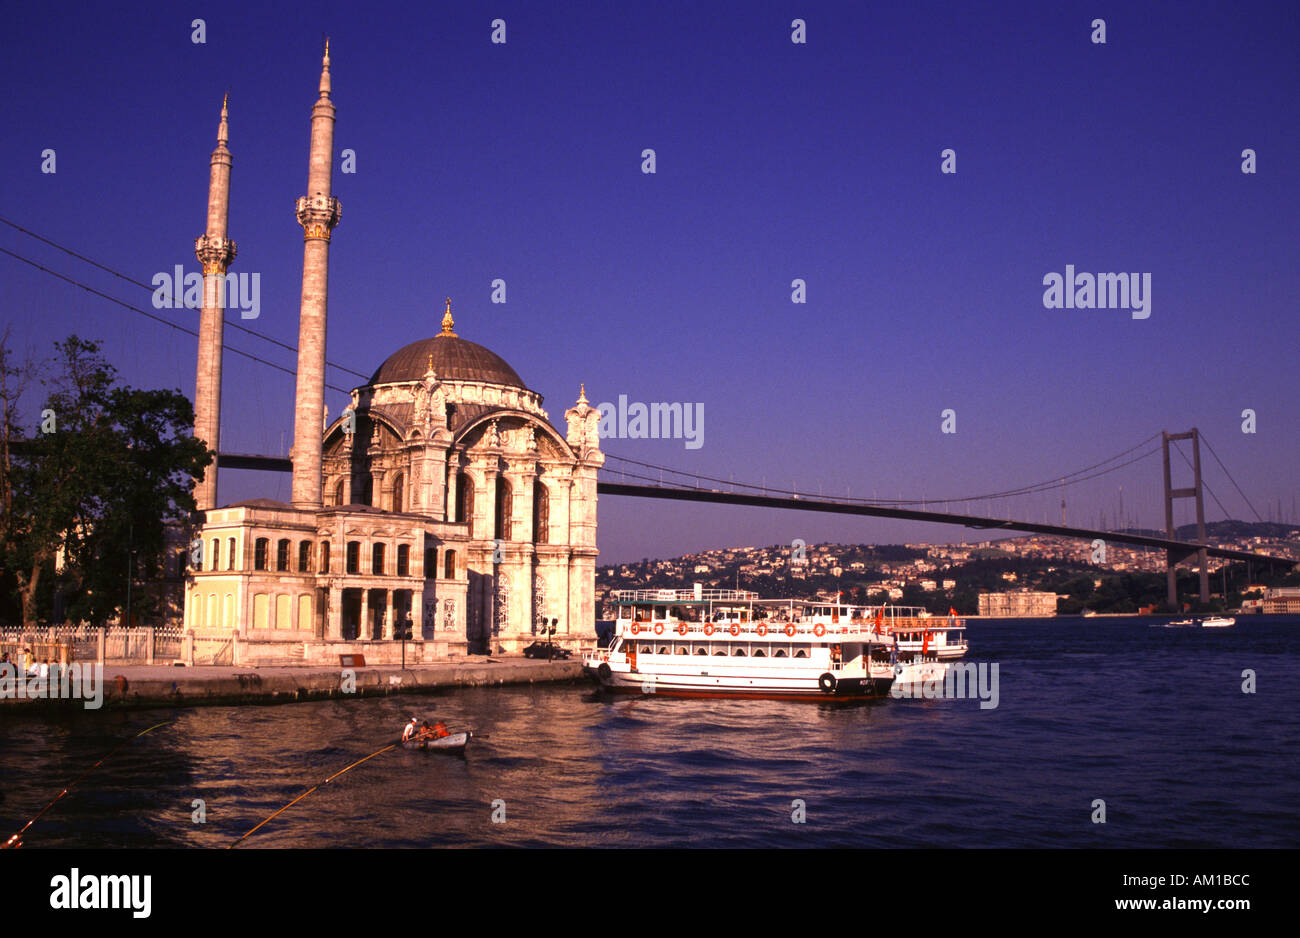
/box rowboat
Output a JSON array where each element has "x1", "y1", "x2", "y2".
[{"x1": 401, "y1": 732, "x2": 471, "y2": 753}]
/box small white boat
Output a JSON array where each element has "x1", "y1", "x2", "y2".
[
  {"x1": 1166, "y1": 618, "x2": 1197, "y2": 627},
  {"x1": 1200, "y1": 616, "x2": 1236, "y2": 628}
]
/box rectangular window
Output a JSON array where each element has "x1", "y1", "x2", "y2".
[{"x1": 397, "y1": 544, "x2": 409, "y2": 577}]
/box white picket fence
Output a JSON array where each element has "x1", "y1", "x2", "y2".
[{"x1": 0, "y1": 624, "x2": 184, "y2": 664}]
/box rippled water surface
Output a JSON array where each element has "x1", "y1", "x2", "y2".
[{"x1": 2, "y1": 617, "x2": 1297, "y2": 848}]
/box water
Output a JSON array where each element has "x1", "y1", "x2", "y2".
[{"x1": 2, "y1": 616, "x2": 1297, "y2": 848}]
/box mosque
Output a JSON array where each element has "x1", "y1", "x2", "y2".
[{"x1": 183, "y1": 45, "x2": 603, "y2": 662}]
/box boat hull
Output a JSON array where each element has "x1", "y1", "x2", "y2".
[
  {"x1": 587, "y1": 664, "x2": 893, "y2": 701},
  {"x1": 401, "y1": 732, "x2": 470, "y2": 752}
]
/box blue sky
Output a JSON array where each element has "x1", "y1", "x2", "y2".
[{"x1": 2, "y1": 0, "x2": 1296, "y2": 563}]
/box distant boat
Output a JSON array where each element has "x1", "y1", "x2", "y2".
[
  {"x1": 1081, "y1": 609, "x2": 1098, "y2": 618},
  {"x1": 1200, "y1": 616, "x2": 1236, "y2": 628},
  {"x1": 1165, "y1": 618, "x2": 1198, "y2": 627}
]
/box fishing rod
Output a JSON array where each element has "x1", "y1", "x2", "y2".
[
  {"x1": 228, "y1": 739, "x2": 401, "y2": 848},
  {"x1": 2, "y1": 720, "x2": 172, "y2": 849}
]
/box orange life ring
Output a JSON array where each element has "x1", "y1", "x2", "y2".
[
  {"x1": 704, "y1": 624, "x2": 715, "y2": 636},
  {"x1": 654, "y1": 623, "x2": 664, "y2": 635},
  {"x1": 784, "y1": 624, "x2": 796, "y2": 637},
  {"x1": 728, "y1": 624, "x2": 740, "y2": 637},
  {"x1": 676, "y1": 623, "x2": 687, "y2": 635},
  {"x1": 813, "y1": 624, "x2": 826, "y2": 637},
  {"x1": 757, "y1": 624, "x2": 768, "y2": 637},
  {"x1": 630, "y1": 623, "x2": 641, "y2": 635}
]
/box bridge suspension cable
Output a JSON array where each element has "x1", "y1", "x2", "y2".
[
  {"x1": 602, "y1": 433, "x2": 1164, "y2": 508},
  {"x1": 1198, "y1": 431, "x2": 1265, "y2": 523}
]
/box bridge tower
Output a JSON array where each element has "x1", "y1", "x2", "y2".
[{"x1": 1162, "y1": 429, "x2": 1210, "y2": 608}]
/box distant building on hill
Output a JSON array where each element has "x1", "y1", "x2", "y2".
[{"x1": 978, "y1": 590, "x2": 1058, "y2": 617}]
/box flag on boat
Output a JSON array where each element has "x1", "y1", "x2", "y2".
[
  {"x1": 948, "y1": 607, "x2": 958, "y2": 625},
  {"x1": 922, "y1": 630, "x2": 931, "y2": 655},
  {"x1": 874, "y1": 606, "x2": 885, "y2": 631}
]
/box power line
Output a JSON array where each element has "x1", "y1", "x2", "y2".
[
  {"x1": 0, "y1": 214, "x2": 370, "y2": 382},
  {"x1": 0, "y1": 246, "x2": 352, "y2": 395}
]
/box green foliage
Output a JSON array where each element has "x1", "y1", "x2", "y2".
[{"x1": 0, "y1": 336, "x2": 212, "y2": 625}]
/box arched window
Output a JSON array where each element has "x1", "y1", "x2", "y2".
[
  {"x1": 276, "y1": 539, "x2": 290, "y2": 571},
  {"x1": 391, "y1": 473, "x2": 404, "y2": 513},
  {"x1": 444, "y1": 550, "x2": 457, "y2": 579},
  {"x1": 254, "y1": 538, "x2": 269, "y2": 571},
  {"x1": 456, "y1": 472, "x2": 474, "y2": 536},
  {"x1": 397, "y1": 544, "x2": 409, "y2": 577},
  {"x1": 696, "y1": 647, "x2": 707, "y2": 656},
  {"x1": 346, "y1": 541, "x2": 360, "y2": 575},
  {"x1": 228, "y1": 538, "x2": 237, "y2": 571},
  {"x1": 495, "y1": 477, "x2": 512, "y2": 541},
  {"x1": 298, "y1": 541, "x2": 313, "y2": 573},
  {"x1": 754, "y1": 649, "x2": 766, "y2": 658},
  {"x1": 319, "y1": 541, "x2": 331, "y2": 574},
  {"x1": 334, "y1": 479, "x2": 345, "y2": 507},
  {"x1": 533, "y1": 480, "x2": 549, "y2": 544},
  {"x1": 774, "y1": 649, "x2": 787, "y2": 658},
  {"x1": 372, "y1": 543, "x2": 385, "y2": 576},
  {"x1": 210, "y1": 539, "x2": 219, "y2": 571},
  {"x1": 677, "y1": 646, "x2": 689, "y2": 655}
]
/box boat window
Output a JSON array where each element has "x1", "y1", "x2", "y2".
[
  {"x1": 795, "y1": 649, "x2": 807, "y2": 658},
  {"x1": 753, "y1": 649, "x2": 766, "y2": 657},
  {"x1": 658, "y1": 646, "x2": 669, "y2": 655},
  {"x1": 677, "y1": 645, "x2": 689, "y2": 655},
  {"x1": 714, "y1": 650, "x2": 726, "y2": 656},
  {"x1": 734, "y1": 648, "x2": 746, "y2": 657},
  {"x1": 696, "y1": 647, "x2": 707, "y2": 656},
  {"x1": 640, "y1": 645, "x2": 653, "y2": 654},
  {"x1": 775, "y1": 649, "x2": 787, "y2": 658}
]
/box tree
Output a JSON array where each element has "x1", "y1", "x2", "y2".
[{"x1": 0, "y1": 336, "x2": 212, "y2": 626}]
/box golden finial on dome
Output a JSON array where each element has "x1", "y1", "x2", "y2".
[
  {"x1": 577, "y1": 382, "x2": 588, "y2": 405},
  {"x1": 440, "y1": 297, "x2": 456, "y2": 336}
]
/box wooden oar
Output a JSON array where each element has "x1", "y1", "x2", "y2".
[
  {"x1": 228, "y1": 739, "x2": 402, "y2": 848},
  {"x1": 2, "y1": 720, "x2": 171, "y2": 849}
]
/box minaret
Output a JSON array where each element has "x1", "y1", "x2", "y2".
[
  {"x1": 290, "y1": 41, "x2": 342, "y2": 508},
  {"x1": 193, "y1": 93, "x2": 237, "y2": 512}
]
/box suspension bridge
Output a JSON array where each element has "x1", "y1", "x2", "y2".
[{"x1": 3, "y1": 215, "x2": 1296, "y2": 608}]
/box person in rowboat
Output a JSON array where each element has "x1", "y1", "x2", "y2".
[{"x1": 401, "y1": 717, "x2": 419, "y2": 742}]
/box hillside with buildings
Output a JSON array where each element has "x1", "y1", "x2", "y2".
[{"x1": 597, "y1": 523, "x2": 1300, "y2": 616}]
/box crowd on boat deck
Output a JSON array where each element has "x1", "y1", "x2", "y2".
[{"x1": 402, "y1": 717, "x2": 450, "y2": 742}]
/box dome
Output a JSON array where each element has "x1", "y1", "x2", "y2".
[
  {"x1": 367, "y1": 301, "x2": 528, "y2": 389},
  {"x1": 368, "y1": 333, "x2": 527, "y2": 388}
]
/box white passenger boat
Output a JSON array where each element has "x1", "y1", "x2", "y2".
[
  {"x1": 583, "y1": 588, "x2": 898, "y2": 700},
  {"x1": 1200, "y1": 616, "x2": 1236, "y2": 628},
  {"x1": 798, "y1": 601, "x2": 969, "y2": 687}
]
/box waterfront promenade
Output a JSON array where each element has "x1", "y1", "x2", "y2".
[{"x1": 0, "y1": 656, "x2": 585, "y2": 711}]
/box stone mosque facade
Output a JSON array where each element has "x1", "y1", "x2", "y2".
[{"x1": 183, "y1": 45, "x2": 602, "y2": 662}]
